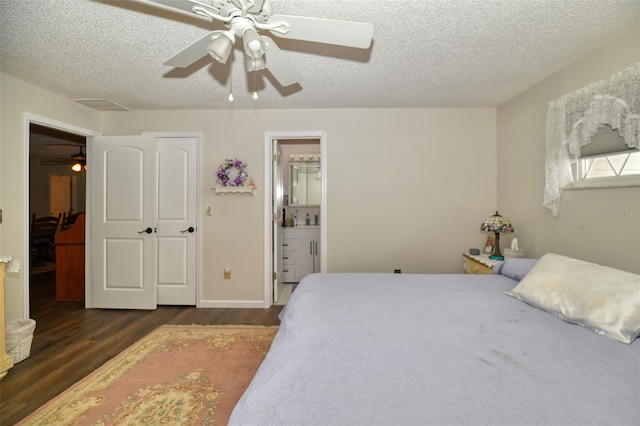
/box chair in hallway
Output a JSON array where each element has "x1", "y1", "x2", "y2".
[{"x1": 30, "y1": 213, "x2": 62, "y2": 266}]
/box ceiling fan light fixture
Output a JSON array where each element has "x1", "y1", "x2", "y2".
[
  {"x1": 245, "y1": 54, "x2": 266, "y2": 72},
  {"x1": 69, "y1": 146, "x2": 87, "y2": 173},
  {"x1": 242, "y1": 27, "x2": 265, "y2": 58},
  {"x1": 208, "y1": 31, "x2": 235, "y2": 64}
]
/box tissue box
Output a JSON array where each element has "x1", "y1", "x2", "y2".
[{"x1": 504, "y1": 248, "x2": 524, "y2": 258}]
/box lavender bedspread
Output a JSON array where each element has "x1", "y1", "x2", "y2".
[{"x1": 230, "y1": 273, "x2": 639, "y2": 425}]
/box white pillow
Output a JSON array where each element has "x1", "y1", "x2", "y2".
[{"x1": 506, "y1": 253, "x2": 640, "y2": 344}]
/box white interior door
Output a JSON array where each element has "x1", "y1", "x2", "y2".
[
  {"x1": 156, "y1": 137, "x2": 197, "y2": 305},
  {"x1": 272, "y1": 145, "x2": 284, "y2": 302},
  {"x1": 91, "y1": 135, "x2": 157, "y2": 309}
]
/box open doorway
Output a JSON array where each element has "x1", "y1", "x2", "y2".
[
  {"x1": 264, "y1": 131, "x2": 327, "y2": 307},
  {"x1": 28, "y1": 122, "x2": 88, "y2": 309}
]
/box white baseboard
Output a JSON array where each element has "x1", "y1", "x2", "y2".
[{"x1": 198, "y1": 299, "x2": 267, "y2": 308}]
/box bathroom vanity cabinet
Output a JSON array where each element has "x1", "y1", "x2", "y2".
[{"x1": 282, "y1": 228, "x2": 320, "y2": 283}]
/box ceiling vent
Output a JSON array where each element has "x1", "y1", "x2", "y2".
[{"x1": 74, "y1": 98, "x2": 129, "y2": 111}]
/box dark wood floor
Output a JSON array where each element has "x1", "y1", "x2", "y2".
[{"x1": 0, "y1": 270, "x2": 283, "y2": 425}]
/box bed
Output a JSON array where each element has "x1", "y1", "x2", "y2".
[{"x1": 230, "y1": 254, "x2": 640, "y2": 425}]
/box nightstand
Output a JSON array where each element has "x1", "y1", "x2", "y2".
[{"x1": 462, "y1": 253, "x2": 501, "y2": 275}]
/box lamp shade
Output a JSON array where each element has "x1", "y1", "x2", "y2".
[
  {"x1": 245, "y1": 54, "x2": 266, "y2": 72},
  {"x1": 480, "y1": 211, "x2": 513, "y2": 260},
  {"x1": 480, "y1": 211, "x2": 514, "y2": 234},
  {"x1": 207, "y1": 31, "x2": 235, "y2": 64}
]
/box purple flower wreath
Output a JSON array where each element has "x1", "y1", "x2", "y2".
[{"x1": 216, "y1": 158, "x2": 248, "y2": 187}]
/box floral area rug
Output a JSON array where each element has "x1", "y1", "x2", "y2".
[{"x1": 19, "y1": 325, "x2": 278, "y2": 425}]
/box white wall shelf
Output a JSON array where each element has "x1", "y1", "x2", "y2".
[{"x1": 214, "y1": 186, "x2": 257, "y2": 195}]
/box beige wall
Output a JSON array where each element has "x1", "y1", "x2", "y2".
[
  {"x1": 1, "y1": 73, "x2": 497, "y2": 318},
  {"x1": 1, "y1": 74, "x2": 101, "y2": 320},
  {"x1": 497, "y1": 27, "x2": 640, "y2": 273},
  {"x1": 102, "y1": 108, "x2": 497, "y2": 303}
]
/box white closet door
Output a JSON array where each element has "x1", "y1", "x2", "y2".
[
  {"x1": 156, "y1": 137, "x2": 198, "y2": 305},
  {"x1": 91, "y1": 135, "x2": 157, "y2": 309}
]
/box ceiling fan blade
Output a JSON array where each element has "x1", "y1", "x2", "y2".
[
  {"x1": 41, "y1": 160, "x2": 70, "y2": 165},
  {"x1": 163, "y1": 31, "x2": 221, "y2": 67},
  {"x1": 262, "y1": 36, "x2": 300, "y2": 87},
  {"x1": 44, "y1": 143, "x2": 84, "y2": 147},
  {"x1": 147, "y1": 0, "x2": 210, "y2": 15},
  {"x1": 268, "y1": 15, "x2": 373, "y2": 49}
]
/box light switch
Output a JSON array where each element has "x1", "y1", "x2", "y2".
[{"x1": 205, "y1": 205, "x2": 213, "y2": 216}]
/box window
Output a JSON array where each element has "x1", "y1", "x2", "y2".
[
  {"x1": 569, "y1": 125, "x2": 640, "y2": 188},
  {"x1": 575, "y1": 151, "x2": 640, "y2": 179},
  {"x1": 543, "y1": 64, "x2": 640, "y2": 215}
]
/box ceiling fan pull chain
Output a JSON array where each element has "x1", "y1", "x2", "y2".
[{"x1": 253, "y1": 66, "x2": 259, "y2": 100}]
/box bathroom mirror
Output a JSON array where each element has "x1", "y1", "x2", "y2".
[{"x1": 290, "y1": 162, "x2": 321, "y2": 206}]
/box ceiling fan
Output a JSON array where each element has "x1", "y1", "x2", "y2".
[
  {"x1": 148, "y1": 0, "x2": 374, "y2": 87},
  {"x1": 41, "y1": 145, "x2": 87, "y2": 172}
]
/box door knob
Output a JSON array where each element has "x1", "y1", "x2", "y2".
[
  {"x1": 181, "y1": 226, "x2": 195, "y2": 233},
  {"x1": 138, "y1": 227, "x2": 153, "y2": 234}
]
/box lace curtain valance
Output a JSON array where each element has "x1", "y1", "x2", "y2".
[{"x1": 543, "y1": 63, "x2": 640, "y2": 216}]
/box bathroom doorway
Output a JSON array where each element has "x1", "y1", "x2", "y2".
[{"x1": 264, "y1": 132, "x2": 327, "y2": 306}]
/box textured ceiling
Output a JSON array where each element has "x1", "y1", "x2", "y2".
[{"x1": 1, "y1": 0, "x2": 639, "y2": 111}]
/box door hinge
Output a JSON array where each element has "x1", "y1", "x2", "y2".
[
  {"x1": 272, "y1": 213, "x2": 277, "y2": 222},
  {"x1": 272, "y1": 154, "x2": 278, "y2": 162},
  {"x1": 273, "y1": 272, "x2": 277, "y2": 280}
]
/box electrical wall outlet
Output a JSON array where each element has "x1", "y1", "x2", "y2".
[
  {"x1": 394, "y1": 269, "x2": 401, "y2": 274},
  {"x1": 224, "y1": 268, "x2": 231, "y2": 279}
]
